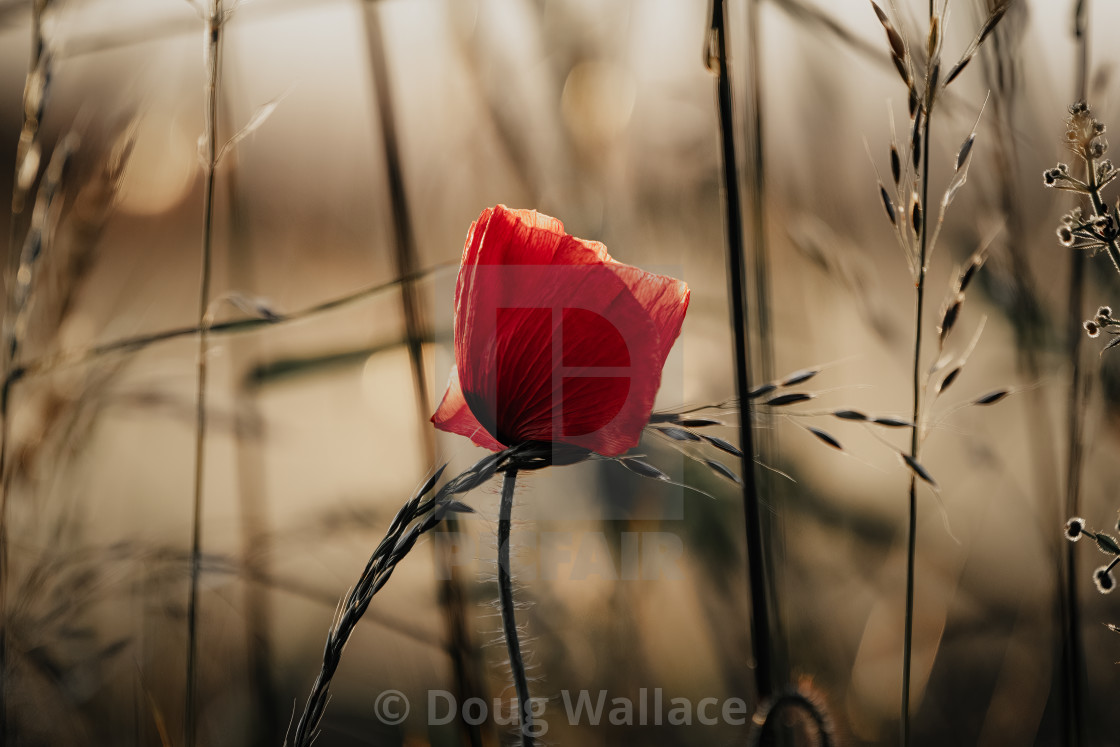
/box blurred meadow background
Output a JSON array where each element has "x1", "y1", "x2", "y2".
[{"x1": 2, "y1": 0, "x2": 1120, "y2": 744}]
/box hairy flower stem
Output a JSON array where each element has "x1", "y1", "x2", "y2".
[
  {"x1": 902, "y1": 9, "x2": 934, "y2": 742},
  {"x1": 498, "y1": 468, "x2": 534, "y2": 747},
  {"x1": 185, "y1": 4, "x2": 222, "y2": 745},
  {"x1": 709, "y1": 0, "x2": 774, "y2": 702}
]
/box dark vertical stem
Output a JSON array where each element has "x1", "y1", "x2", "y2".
[
  {"x1": 362, "y1": 7, "x2": 485, "y2": 747},
  {"x1": 186, "y1": 4, "x2": 223, "y2": 745},
  {"x1": 746, "y1": 0, "x2": 773, "y2": 386},
  {"x1": 497, "y1": 469, "x2": 533, "y2": 747},
  {"x1": 745, "y1": 0, "x2": 787, "y2": 688},
  {"x1": 709, "y1": 0, "x2": 773, "y2": 702},
  {"x1": 1062, "y1": 10, "x2": 1090, "y2": 741},
  {"x1": 903, "y1": 7, "x2": 934, "y2": 744}
]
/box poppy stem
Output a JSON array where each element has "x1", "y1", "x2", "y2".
[{"x1": 497, "y1": 467, "x2": 534, "y2": 747}]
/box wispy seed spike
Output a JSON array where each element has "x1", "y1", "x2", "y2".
[
  {"x1": 764, "y1": 392, "x2": 814, "y2": 407},
  {"x1": 702, "y1": 434, "x2": 744, "y2": 458},
  {"x1": 927, "y1": 15, "x2": 940, "y2": 60},
  {"x1": 705, "y1": 459, "x2": 742, "y2": 485},
  {"x1": 833, "y1": 409, "x2": 869, "y2": 421},
  {"x1": 781, "y1": 367, "x2": 820, "y2": 387},
  {"x1": 902, "y1": 453, "x2": 938, "y2": 488},
  {"x1": 911, "y1": 194, "x2": 923, "y2": 235},
  {"x1": 890, "y1": 146, "x2": 901, "y2": 184},
  {"x1": 874, "y1": 417, "x2": 912, "y2": 428},
  {"x1": 880, "y1": 184, "x2": 897, "y2": 225},
  {"x1": 807, "y1": 427, "x2": 843, "y2": 451},
  {"x1": 657, "y1": 426, "x2": 701, "y2": 442},
  {"x1": 956, "y1": 134, "x2": 975, "y2": 171},
  {"x1": 974, "y1": 389, "x2": 1009, "y2": 406}
]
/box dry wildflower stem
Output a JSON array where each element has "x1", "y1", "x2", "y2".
[
  {"x1": 185, "y1": 2, "x2": 223, "y2": 744},
  {"x1": 708, "y1": 0, "x2": 774, "y2": 701}
]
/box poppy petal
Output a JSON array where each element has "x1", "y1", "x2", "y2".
[
  {"x1": 430, "y1": 366, "x2": 506, "y2": 452},
  {"x1": 443, "y1": 204, "x2": 690, "y2": 457}
]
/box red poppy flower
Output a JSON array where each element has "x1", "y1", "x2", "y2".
[{"x1": 431, "y1": 205, "x2": 690, "y2": 457}]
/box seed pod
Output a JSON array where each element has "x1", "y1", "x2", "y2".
[
  {"x1": 702, "y1": 434, "x2": 743, "y2": 458},
  {"x1": 807, "y1": 427, "x2": 842, "y2": 450},
  {"x1": 902, "y1": 453, "x2": 938, "y2": 488},
  {"x1": 620, "y1": 458, "x2": 669, "y2": 481},
  {"x1": 974, "y1": 389, "x2": 1009, "y2": 406},
  {"x1": 1094, "y1": 533, "x2": 1120, "y2": 556},
  {"x1": 833, "y1": 409, "x2": 869, "y2": 421},
  {"x1": 937, "y1": 366, "x2": 962, "y2": 394},
  {"x1": 944, "y1": 55, "x2": 971, "y2": 86},
  {"x1": 881, "y1": 184, "x2": 896, "y2": 225},
  {"x1": 891, "y1": 145, "x2": 901, "y2": 184},
  {"x1": 764, "y1": 392, "x2": 814, "y2": 407},
  {"x1": 705, "y1": 459, "x2": 741, "y2": 485},
  {"x1": 978, "y1": 3, "x2": 1009, "y2": 45},
  {"x1": 781, "y1": 367, "x2": 820, "y2": 387},
  {"x1": 911, "y1": 193, "x2": 923, "y2": 235},
  {"x1": 911, "y1": 117, "x2": 923, "y2": 170},
  {"x1": 748, "y1": 383, "x2": 777, "y2": 400},
  {"x1": 956, "y1": 134, "x2": 975, "y2": 171},
  {"x1": 927, "y1": 15, "x2": 940, "y2": 59},
  {"x1": 939, "y1": 296, "x2": 962, "y2": 343}
]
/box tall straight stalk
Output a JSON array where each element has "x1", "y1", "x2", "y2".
[
  {"x1": 185, "y1": 4, "x2": 223, "y2": 745},
  {"x1": 745, "y1": 0, "x2": 788, "y2": 686},
  {"x1": 902, "y1": 6, "x2": 934, "y2": 744},
  {"x1": 709, "y1": 0, "x2": 773, "y2": 702},
  {"x1": 362, "y1": 9, "x2": 486, "y2": 746},
  {"x1": 1061, "y1": 4, "x2": 1089, "y2": 744},
  {"x1": 497, "y1": 469, "x2": 533, "y2": 747}
]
